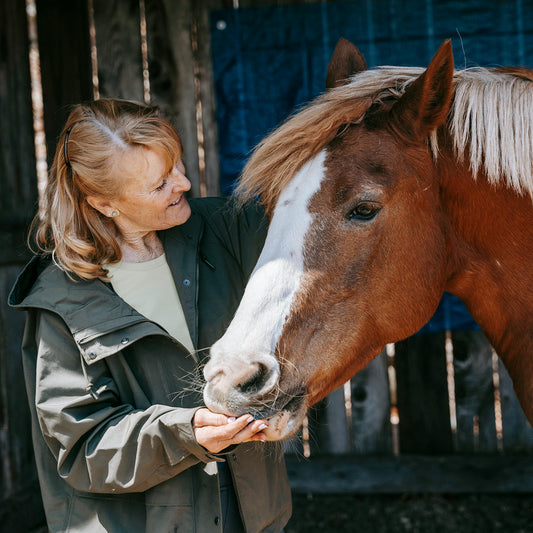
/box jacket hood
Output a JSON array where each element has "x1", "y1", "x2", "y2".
[{"x1": 9, "y1": 255, "x2": 142, "y2": 327}]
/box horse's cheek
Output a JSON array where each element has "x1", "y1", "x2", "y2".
[
  {"x1": 358, "y1": 209, "x2": 445, "y2": 332},
  {"x1": 398, "y1": 223, "x2": 447, "y2": 321}
]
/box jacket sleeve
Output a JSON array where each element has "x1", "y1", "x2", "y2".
[{"x1": 32, "y1": 309, "x2": 219, "y2": 494}]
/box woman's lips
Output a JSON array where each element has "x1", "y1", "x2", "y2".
[{"x1": 169, "y1": 196, "x2": 183, "y2": 207}]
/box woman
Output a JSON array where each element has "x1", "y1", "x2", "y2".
[{"x1": 9, "y1": 99, "x2": 291, "y2": 532}]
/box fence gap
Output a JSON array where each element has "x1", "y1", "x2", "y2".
[
  {"x1": 139, "y1": 0, "x2": 150, "y2": 104},
  {"x1": 386, "y1": 343, "x2": 400, "y2": 455},
  {"x1": 87, "y1": 0, "x2": 99, "y2": 100},
  {"x1": 445, "y1": 330, "x2": 458, "y2": 448},
  {"x1": 343, "y1": 380, "x2": 353, "y2": 450},
  {"x1": 472, "y1": 414, "x2": 480, "y2": 452},
  {"x1": 190, "y1": 17, "x2": 207, "y2": 197},
  {"x1": 491, "y1": 348, "x2": 504, "y2": 452},
  {"x1": 26, "y1": 0, "x2": 47, "y2": 211},
  {"x1": 301, "y1": 416, "x2": 311, "y2": 457}
]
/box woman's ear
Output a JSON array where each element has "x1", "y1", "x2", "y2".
[{"x1": 86, "y1": 195, "x2": 115, "y2": 217}]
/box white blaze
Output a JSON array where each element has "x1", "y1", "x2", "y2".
[{"x1": 212, "y1": 151, "x2": 327, "y2": 359}]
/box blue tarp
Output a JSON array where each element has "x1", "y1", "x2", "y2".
[{"x1": 209, "y1": 0, "x2": 533, "y2": 332}]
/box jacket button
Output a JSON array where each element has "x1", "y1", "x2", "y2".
[
  {"x1": 89, "y1": 352, "x2": 97, "y2": 360},
  {"x1": 183, "y1": 279, "x2": 191, "y2": 286},
  {"x1": 231, "y1": 453, "x2": 237, "y2": 461},
  {"x1": 120, "y1": 337, "x2": 129, "y2": 345},
  {"x1": 214, "y1": 516, "x2": 220, "y2": 526}
]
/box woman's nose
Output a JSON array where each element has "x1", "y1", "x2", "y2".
[{"x1": 172, "y1": 166, "x2": 191, "y2": 191}]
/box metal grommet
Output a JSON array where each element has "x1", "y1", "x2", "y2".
[
  {"x1": 89, "y1": 352, "x2": 97, "y2": 360},
  {"x1": 183, "y1": 279, "x2": 191, "y2": 287},
  {"x1": 120, "y1": 337, "x2": 129, "y2": 345}
]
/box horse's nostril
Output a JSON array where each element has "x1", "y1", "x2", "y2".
[
  {"x1": 237, "y1": 363, "x2": 269, "y2": 395},
  {"x1": 210, "y1": 369, "x2": 225, "y2": 387}
]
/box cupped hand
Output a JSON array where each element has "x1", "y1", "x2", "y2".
[{"x1": 193, "y1": 407, "x2": 268, "y2": 454}]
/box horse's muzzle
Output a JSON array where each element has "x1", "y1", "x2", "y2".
[{"x1": 203, "y1": 353, "x2": 280, "y2": 416}]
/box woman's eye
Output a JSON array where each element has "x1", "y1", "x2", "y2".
[
  {"x1": 155, "y1": 179, "x2": 167, "y2": 191},
  {"x1": 346, "y1": 203, "x2": 380, "y2": 221}
]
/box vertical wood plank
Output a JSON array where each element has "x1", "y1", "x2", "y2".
[
  {"x1": 0, "y1": 0, "x2": 38, "y2": 263},
  {"x1": 452, "y1": 331, "x2": 498, "y2": 453},
  {"x1": 497, "y1": 358, "x2": 533, "y2": 452},
  {"x1": 0, "y1": 268, "x2": 37, "y2": 493},
  {"x1": 0, "y1": 266, "x2": 46, "y2": 530},
  {"x1": 190, "y1": 1, "x2": 223, "y2": 196},
  {"x1": 349, "y1": 350, "x2": 392, "y2": 454},
  {"x1": 309, "y1": 351, "x2": 392, "y2": 455},
  {"x1": 395, "y1": 333, "x2": 454, "y2": 453},
  {"x1": 307, "y1": 395, "x2": 347, "y2": 456},
  {"x1": 0, "y1": 0, "x2": 44, "y2": 528},
  {"x1": 36, "y1": 0, "x2": 93, "y2": 166},
  {"x1": 92, "y1": 0, "x2": 144, "y2": 101},
  {"x1": 320, "y1": 386, "x2": 350, "y2": 454},
  {"x1": 145, "y1": 0, "x2": 202, "y2": 196}
]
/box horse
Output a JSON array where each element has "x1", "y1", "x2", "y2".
[{"x1": 203, "y1": 38, "x2": 533, "y2": 441}]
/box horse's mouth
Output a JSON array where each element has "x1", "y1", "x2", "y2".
[
  {"x1": 246, "y1": 386, "x2": 306, "y2": 420},
  {"x1": 267, "y1": 391, "x2": 306, "y2": 418},
  {"x1": 203, "y1": 382, "x2": 308, "y2": 439}
]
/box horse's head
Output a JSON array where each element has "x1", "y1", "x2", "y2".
[{"x1": 204, "y1": 39, "x2": 456, "y2": 439}]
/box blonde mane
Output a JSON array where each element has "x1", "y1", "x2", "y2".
[{"x1": 237, "y1": 66, "x2": 533, "y2": 212}]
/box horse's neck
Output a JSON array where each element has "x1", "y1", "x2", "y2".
[{"x1": 441, "y1": 164, "x2": 533, "y2": 422}]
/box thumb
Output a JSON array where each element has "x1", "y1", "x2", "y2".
[{"x1": 193, "y1": 407, "x2": 233, "y2": 428}]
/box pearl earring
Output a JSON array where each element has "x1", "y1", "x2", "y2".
[{"x1": 111, "y1": 211, "x2": 118, "y2": 217}]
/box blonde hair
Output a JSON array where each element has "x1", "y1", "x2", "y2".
[{"x1": 32, "y1": 99, "x2": 183, "y2": 280}]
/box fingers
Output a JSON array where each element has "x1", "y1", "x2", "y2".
[
  {"x1": 230, "y1": 416, "x2": 268, "y2": 443},
  {"x1": 193, "y1": 411, "x2": 269, "y2": 454}
]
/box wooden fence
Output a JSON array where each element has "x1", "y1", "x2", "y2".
[{"x1": 2, "y1": 0, "x2": 533, "y2": 531}]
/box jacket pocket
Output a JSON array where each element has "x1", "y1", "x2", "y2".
[
  {"x1": 145, "y1": 505, "x2": 194, "y2": 533},
  {"x1": 144, "y1": 472, "x2": 195, "y2": 532},
  {"x1": 65, "y1": 492, "x2": 145, "y2": 533}
]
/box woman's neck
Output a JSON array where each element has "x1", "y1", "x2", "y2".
[{"x1": 117, "y1": 230, "x2": 164, "y2": 263}]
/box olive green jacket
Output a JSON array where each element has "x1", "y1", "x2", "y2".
[{"x1": 9, "y1": 198, "x2": 291, "y2": 533}]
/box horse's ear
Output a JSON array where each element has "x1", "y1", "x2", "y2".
[
  {"x1": 326, "y1": 38, "x2": 367, "y2": 89},
  {"x1": 389, "y1": 39, "x2": 454, "y2": 141}
]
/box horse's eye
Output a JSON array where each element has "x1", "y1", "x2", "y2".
[{"x1": 346, "y1": 203, "x2": 380, "y2": 221}]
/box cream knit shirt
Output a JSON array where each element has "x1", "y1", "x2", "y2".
[{"x1": 106, "y1": 254, "x2": 194, "y2": 352}]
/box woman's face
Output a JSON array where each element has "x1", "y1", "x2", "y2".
[{"x1": 110, "y1": 147, "x2": 192, "y2": 236}]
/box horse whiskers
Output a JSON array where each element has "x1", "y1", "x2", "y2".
[
  {"x1": 279, "y1": 432, "x2": 308, "y2": 459},
  {"x1": 188, "y1": 345, "x2": 212, "y2": 361},
  {"x1": 169, "y1": 360, "x2": 208, "y2": 402},
  {"x1": 169, "y1": 377, "x2": 204, "y2": 402}
]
